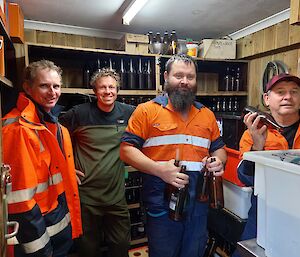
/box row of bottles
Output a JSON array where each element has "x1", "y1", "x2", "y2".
[
  {"x1": 148, "y1": 30, "x2": 178, "y2": 55},
  {"x1": 125, "y1": 171, "x2": 142, "y2": 187},
  {"x1": 222, "y1": 67, "x2": 242, "y2": 91},
  {"x1": 125, "y1": 187, "x2": 140, "y2": 204},
  {"x1": 83, "y1": 58, "x2": 155, "y2": 90},
  {"x1": 210, "y1": 97, "x2": 240, "y2": 113},
  {"x1": 118, "y1": 96, "x2": 154, "y2": 106}
]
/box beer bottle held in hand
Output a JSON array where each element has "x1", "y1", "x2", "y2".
[
  {"x1": 168, "y1": 165, "x2": 188, "y2": 221},
  {"x1": 197, "y1": 157, "x2": 215, "y2": 203},
  {"x1": 208, "y1": 164, "x2": 224, "y2": 209},
  {"x1": 243, "y1": 106, "x2": 283, "y2": 132}
]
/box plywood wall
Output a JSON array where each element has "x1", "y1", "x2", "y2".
[
  {"x1": 237, "y1": 20, "x2": 300, "y2": 110},
  {"x1": 24, "y1": 29, "x2": 120, "y2": 50}
]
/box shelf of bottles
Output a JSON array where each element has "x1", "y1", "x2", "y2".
[
  {"x1": 27, "y1": 44, "x2": 157, "y2": 93},
  {"x1": 158, "y1": 57, "x2": 248, "y2": 95},
  {"x1": 125, "y1": 170, "x2": 147, "y2": 243}
]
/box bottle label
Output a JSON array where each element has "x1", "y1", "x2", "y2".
[{"x1": 169, "y1": 194, "x2": 177, "y2": 210}]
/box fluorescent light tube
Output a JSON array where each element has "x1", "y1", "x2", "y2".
[{"x1": 122, "y1": 0, "x2": 148, "y2": 25}]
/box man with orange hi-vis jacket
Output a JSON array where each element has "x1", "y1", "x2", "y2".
[
  {"x1": 2, "y1": 60, "x2": 82, "y2": 257},
  {"x1": 120, "y1": 54, "x2": 227, "y2": 257}
]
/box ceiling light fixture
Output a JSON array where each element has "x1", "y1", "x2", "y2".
[{"x1": 122, "y1": 0, "x2": 149, "y2": 25}]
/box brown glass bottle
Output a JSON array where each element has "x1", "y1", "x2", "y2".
[
  {"x1": 243, "y1": 106, "x2": 283, "y2": 132},
  {"x1": 208, "y1": 173, "x2": 224, "y2": 209},
  {"x1": 197, "y1": 157, "x2": 216, "y2": 203},
  {"x1": 168, "y1": 165, "x2": 188, "y2": 221}
]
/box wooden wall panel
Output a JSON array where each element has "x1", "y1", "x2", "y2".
[
  {"x1": 289, "y1": 23, "x2": 300, "y2": 45},
  {"x1": 290, "y1": 0, "x2": 300, "y2": 25},
  {"x1": 52, "y1": 32, "x2": 67, "y2": 46},
  {"x1": 66, "y1": 34, "x2": 82, "y2": 47},
  {"x1": 81, "y1": 36, "x2": 96, "y2": 49},
  {"x1": 263, "y1": 26, "x2": 276, "y2": 52},
  {"x1": 252, "y1": 30, "x2": 264, "y2": 55},
  {"x1": 36, "y1": 30, "x2": 53, "y2": 44},
  {"x1": 275, "y1": 20, "x2": 289, "y2": 49}
]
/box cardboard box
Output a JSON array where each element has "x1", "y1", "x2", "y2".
[
  {"x1": 199, "y1": 39, "x2": 236, "y2": 59},
  {"x1": 0, "y1": 35, "x2": 4, "y2": 76},
  {"x1": 119, "y1": 33, "x2": 149, "y2": 54},
  {"x1": 8, "y1": 3, "x2": 24, "y2": 43},
  {"x1": 244, "y1": 149, "x2": 300, "y2": 257}
]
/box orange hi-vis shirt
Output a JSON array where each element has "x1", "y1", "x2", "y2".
[{"x1": 122, "y1": 95, "x2": 224, "y2": 171}]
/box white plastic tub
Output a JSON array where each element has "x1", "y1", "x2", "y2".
[
  {"x1": 244, "y1": 149, "x2": 300, "y2": 257},
  {"x1": 223, "y1": 179, "x2": 252, "y2": 219}
]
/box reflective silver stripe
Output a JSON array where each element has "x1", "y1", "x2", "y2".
[
  {"x1": 143, "y1": 134, "x2": 211, "y2": 149},
  {"x1": 7, "y1": 230, "x2": 50, "y2": 253},
  {"x1": 47, "y1": 212, "x2": 71, "y2": 237},
  {"x1": 7, "y1": 173, "x2": 63, "y2": 204},
  {"x1": 36, "y1": 173, "x2": 63, "y2": 193},
  {"x1": 159, "y1": 161, "x2": 204, "y2": 171},
  {"x1": 7, "y1": 187, "x2": 35, "y2": 204},
  {"x1": 34, "y1": 130, "x2": 45, "y2": 152},
  {"x1": 2, "y1": 117, "x2": 19, "y2": 127},
  {"x1": 22, "y1": 231, "x2": 50, "y2": 253},
  {"x1": 7, "y1": 213, "x2": 71, "y2": 247}
]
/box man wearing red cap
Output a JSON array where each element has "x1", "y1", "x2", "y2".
[{"x1": 233, "y1": 73, "x2": 300, "y2": 256}]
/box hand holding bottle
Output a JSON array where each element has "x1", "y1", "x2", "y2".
[
  {"x1": 243, "y1": 110, "x2": 268, "y2": 151},
  {"x1": 201, "y1": 156, "x2": 224, "y2": 176},
  {"x1": 159, "y1": 159, "x2": 189, "y2": 188}
]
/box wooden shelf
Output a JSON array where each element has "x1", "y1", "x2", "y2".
[
  {"x1": 196, "y1": 91, "x2": 247, "y2": 96},
  {"x1": 27, "y1": 42, "x2": 157, "y2": 57},
  {"x1": 0, "y1": 75, "x2": 13, "y2": 88},
  {"x1": 61, "y1": 88, "x2": 157, "y2": 96},
  {"x1": 61, "y1": 88, "x2": 93, "y2": 94},
  {"x1": 128, "y1": 203, "x2": 141, "y2": 209},
  {"x1": 130, "y1": 237, "x2": 148, "y2": 246}
]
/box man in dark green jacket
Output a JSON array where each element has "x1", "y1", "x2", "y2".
[{"x1": 60, "y1": 68, "x2": 135, "y2": 257}]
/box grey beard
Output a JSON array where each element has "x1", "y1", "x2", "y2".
[{"x1": 167, "y1": 88, "x2": 195, "y2": 113}]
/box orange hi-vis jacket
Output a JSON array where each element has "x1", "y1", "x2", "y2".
[
  {"x1": 121, "y1": 96, "x2": 225, "y2": 212},
  {"x1": 240, "y1": 125, "x2": 300, "y2": 155},
  {"x1": 2, "y1": 93, "x2": 82, "y2": 256}
]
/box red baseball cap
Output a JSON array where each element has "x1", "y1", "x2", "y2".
[{"x1": 265, "y1": 73, "x2": 300, "y2": 92}]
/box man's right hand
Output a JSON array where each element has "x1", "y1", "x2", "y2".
[
  {"x1": 159, "y1": 159, "x2": 189, "y2": 189},
  {"x1": 75, "y1": 169, "x2": 85, "y2": 185},
  {"x1": 243, "y1": 112, "x2": 267, "y2": 151}
]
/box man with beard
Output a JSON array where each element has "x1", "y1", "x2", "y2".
[{"x1": 120, "y1": 54, "x2": 226, "y2": 257}]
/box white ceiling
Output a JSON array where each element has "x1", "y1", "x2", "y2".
[{"x1": 10, "y1": 0, "x2": 290, "y2": 40}]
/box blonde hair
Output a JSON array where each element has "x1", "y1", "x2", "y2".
[{"x1": 90, "y1": 68, "x2": 120, "y2": 90}]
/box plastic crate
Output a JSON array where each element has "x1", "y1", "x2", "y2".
[
  {"x1": 223, "y1": 180, "x2": 252, "y2": 219},
  {"x1": 223, "y1": 147, "x2": 244, "y2": 186},
  {"x1": 244, "y1": 149, "x2": 300, "y2": 257}
]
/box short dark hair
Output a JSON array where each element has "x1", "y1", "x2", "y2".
[
  {"x1": 165, "y1": 54, "x2": 198, "y2": 73},
  {"x1": 23, "y1": 59, "x2": 62, "y2": 85},
  {"x1": 90, "y1": 68, "x2": 120, "y2": 90}
]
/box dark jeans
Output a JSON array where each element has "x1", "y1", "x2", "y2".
[
  {"x1": 145, "y1": 176, "x2": 209, "y2": 257},
  {"x1": 77, "y1": 197, "x2": 130, "y2": 257}
]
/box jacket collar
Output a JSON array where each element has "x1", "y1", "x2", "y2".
[{"x1": 152, "y1": 94, "x2": 204, "y2": 109}]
